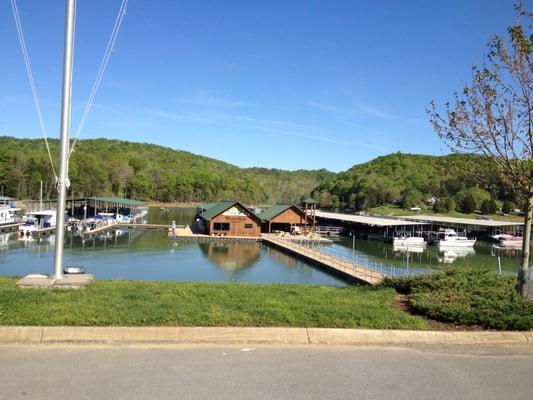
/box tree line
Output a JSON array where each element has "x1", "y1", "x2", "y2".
[
  {"x1": 0, "y1": 136, "x2": 332, "y2": 205},
  {"x1": 311, "y1": 152, "x2": 523, "y2": 214}
]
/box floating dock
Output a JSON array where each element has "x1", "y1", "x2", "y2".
[
  {"x1": 0, "y1": 223, "x2": 21, "y2": 233},
  {"x1": 82, "y1": 223, "x2": 171, "y2": 237},
  {"x1": 262, "y1": 234, "x2": 384, "y2": 284}
]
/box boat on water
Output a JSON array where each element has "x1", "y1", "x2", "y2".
[
  {"x1": 0, "y1": 197, "x2": 21, "y2": 226},
  {"x1": 435, "y1": 228, "x2": 476, "y2": 248},
  {"x1": 18, "y1": 210, "x2": 57, "y2": 237},
  {"x1": 392, "y1": 236, "x2": 426, "y2": 247},
  {"x1": 393, "y1": 243, "x2": 425, "y2": 253},
  {"x1": 498, "y1": 234, "x2": 523, "y2": 248}
]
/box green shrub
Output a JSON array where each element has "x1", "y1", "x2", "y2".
[
  {"x1": 480, "y1": 199, "x2": 497, "y2": 215},
  {"x1": 460, "y1": 194, "x2": 477, "y2": 213},
  {"x1": 382, "y1": 267, "x2": 533, "y2": 330}
]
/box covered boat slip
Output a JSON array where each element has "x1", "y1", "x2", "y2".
[
  {"x1": 31, "y1": 197, "x2": 147, "y2": 220},
  {"x1": 314, "y1": 210, "x2": 524, "y2": 241},
  {"x1": 314, "y1": 210, "x2": 428, "y2": 241},
  {"x1": 400, "y1": 215, "x2": 524, "y2": 238}
]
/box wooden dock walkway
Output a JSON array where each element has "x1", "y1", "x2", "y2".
[
  {"x1": 169, "y1": 232, "x2": 262, "y2": 243},
  {"x1": 83, "y1": 223, "x2": 170, "y2": 236},
  {"x1": 262, "y1": 234, "x2": 384, "y2": 285},
  {"x1": 0, "y1": 223, "x2": 21, "y2": 233}
]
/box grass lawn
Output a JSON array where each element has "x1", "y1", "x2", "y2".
[
  {"x1": 369, "y1": 205, "x2": 523, "y2": 222},
  {"x1": 0, "y1": 277, "x2": 429, "y2": 329}
]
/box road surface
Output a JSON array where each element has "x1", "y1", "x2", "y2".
[{"x1": 1, "y1": 345, "x2": 532, "y2": 400}]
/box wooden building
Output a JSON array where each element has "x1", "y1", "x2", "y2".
[
  {"x1": 196, "y1": 201, "x2": 261, "y2": 237},
  {"x1": 258, "y1": 204, "x2": 312, "y2": 233}
]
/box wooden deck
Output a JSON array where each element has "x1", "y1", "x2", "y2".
[
  {"x1": 262, "y1": 234, "x2": 384, "y2": 285},
  {"x1": 83, "y1": 223, "x2": 171, "y2": 236},
  {"x1": 0, "y1": 223, "x2": 21, "y2": 233},
  {"x1": 169, "y1": 232, "x2": 262, "y2": 243}
]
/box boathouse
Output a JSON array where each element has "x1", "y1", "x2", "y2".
[
  {"x1": 196, "y1": 201, "x2": 261, "y2": 237},
  {"x1": 258, "y1": 204, "x2": 312, "y2": 233}
]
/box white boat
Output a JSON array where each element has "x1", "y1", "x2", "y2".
[
  {"x1": 18, "y1": 210, "x2": 57, "y2": 237},
  {"x1": 499, "y1": 234, "x2": 523, "y2": 248},
  {"x1": 0, "y1": 206, "x2": 20, "y2": 226},
  {"x1": 393, "y1": 236, "x2": 426, "y2": 247},
  {"x1": 0, "y1": 197, "x2": 21, "y2": 226},
  {"x1": 393, "y1": 244, "x2": 425, "y2": 254},
  {"x1": 435, "y1": 229, "x2": 476, "y2": 248}
]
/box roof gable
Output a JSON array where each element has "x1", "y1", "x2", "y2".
[
  {"x1": 199, "y1": 201, "x2": 260, "y2": 222},
  {"x1": 258, "y1": 204, "x2": 307, "y2": 222}
]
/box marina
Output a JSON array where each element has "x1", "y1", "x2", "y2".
[{"x1": 0, "y1": 207, "x2": 525, "y2": 285}]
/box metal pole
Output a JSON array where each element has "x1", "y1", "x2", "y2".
[
  {"x1": 39, "y1": 180, "x2": 43, "y2": 211},
  {"x1": 52, "y1": 0, "x2": 76, "y2": 280}
]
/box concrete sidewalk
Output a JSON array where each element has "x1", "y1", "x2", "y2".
[{"x1": 0, "y1": 326, "x2": 531, "y2": 347}]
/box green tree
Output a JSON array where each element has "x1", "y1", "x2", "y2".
[
  {"x1": 480, "y1": 199, "x2": 497, "y2": 215},
  {"x1": 400, "y1": 189, "x2": 422, "y2": 209},
  {"x1": 502, "y1": 200, "x2": 514, "y2": 214},
  {"x1": 428, "y1": 4, "x2": 532, "y2": 296},
  {"x1": 461, "y1": 194, "x2": 477, "y2": 214},
  {"x1": 443, "y1": 197, "x2": 456, "y2": 213}
]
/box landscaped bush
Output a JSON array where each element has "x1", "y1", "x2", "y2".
[{"x1": 382, "y1": 267, "x2": 533, "y2": 330}]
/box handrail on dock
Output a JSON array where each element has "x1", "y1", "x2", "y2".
[{"x1": 262, "y1": 234, "x2": 384, "y2": 285}]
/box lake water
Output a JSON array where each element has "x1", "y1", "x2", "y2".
[
  {"x1": 0, "y1": 208, "x2": 345, "y2": 285},
  {"x1": 0, "y1": 207, "x2": 522, "y2": 283}
]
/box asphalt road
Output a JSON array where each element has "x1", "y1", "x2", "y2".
[{"x1": 1, "y1": 345, "x2": 532, "y2": 400}]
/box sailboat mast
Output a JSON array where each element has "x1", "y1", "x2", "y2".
[{"x1": 52, "y1": 0, "x2": 76, "y2": 280}]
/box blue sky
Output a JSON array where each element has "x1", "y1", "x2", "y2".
[{"x1": 0, "y1": 0, "x2": 518, "y2": 171}]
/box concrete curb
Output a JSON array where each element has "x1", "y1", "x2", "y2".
[{"x1": 0, "y1": 326, "x2": 531, "y2": 346}]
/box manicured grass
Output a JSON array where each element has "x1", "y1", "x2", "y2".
[
  {"x1": 369, "y1": 204, "x2": 523, "y2": 222},
  {"x1": 382, "y1": 267, "x2": 533, "y2": 330},
  {"x1": 0, "y1": 277, "x2": 428, "y2": 329}
]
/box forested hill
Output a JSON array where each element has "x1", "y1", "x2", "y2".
[
  {"x1": 0, "y1": 137, "x2": 516, "y2": 210},
  {"x1": 311, "y1": 152, "x2": 517, "y2": 211},
  {"x1": 0, "y1": 136, "x2": 333, "y2": 204}
]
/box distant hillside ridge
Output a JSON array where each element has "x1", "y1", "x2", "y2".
[
  {"x1": 0, "y1": 136, "x2": 333, "y2": 204},
  {"x1": 311, "y1": 152, "x2": 516, "y2": 210}
]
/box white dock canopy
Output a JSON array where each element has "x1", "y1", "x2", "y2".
[
  {"x1": 315, "y1": 211, "x2": 428, "y2": 227},
  {"x1": 400, "y1": 215, "x2": 523, "y2": 227}
]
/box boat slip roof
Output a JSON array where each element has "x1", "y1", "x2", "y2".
[
  {"x1": 314, "y1": 211, "x2": 428, "y2": 227},
  {"x1": 76, "y1": 197, "x2": 146, "y2": 206},
  {"x1": 400, "y1": 215, "x2": 523, "y2": 227}
]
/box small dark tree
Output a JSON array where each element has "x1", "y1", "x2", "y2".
[
  {"x1": 502, "y1": 200, "x2": 514, "y2": 214},
  {"x1": 428, "y1": 4, "x2": 532, "y2": 297},
  {"x1": 480, "y1": 199, "x2": 497, "y2": 214},
  {"x1": 461, "y1": 194, "x2": 478, "y2": 213},
  {"x1": 444, "y1": 197, "x2": 456, "y2": 212}
]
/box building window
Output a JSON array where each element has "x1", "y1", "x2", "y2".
[
  {"x1": 244, "y1": 223, "x2": 253, "y2": 229},
  {"x1": 213, "y1": 222, "x2": 230, "y2": 231}
]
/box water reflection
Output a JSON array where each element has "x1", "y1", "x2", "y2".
[
  {"x1": 333, "y1": 235, "x2": 521, "y2": 275},
  {"x1": 437, "y1": 248, "x2": 476, "y2": 264},
  {"x1": 199, "y1": 243, "x2": 260, "y2": 272}
]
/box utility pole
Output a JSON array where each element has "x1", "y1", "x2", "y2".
[{"x1": 52, "y1": 0, "x2": 76, "y2": 280}]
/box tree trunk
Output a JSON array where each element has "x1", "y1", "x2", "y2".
[{"x1": 518, "y1": 192, "x2": 532, "y2": 298}]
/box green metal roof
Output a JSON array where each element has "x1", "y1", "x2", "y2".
[
  {"x1": 198, "y1": 203, "x2": 218, "y2": 212},
  {"x1": 258, "y1": 204, "x2": 306, "y2": 222},
  {"x1": 302, "y1": 197, "x2": 317, "y2": 204},
  {"x1": 199, "y1": 201, "x2": 260, "y2": 222},
  {"x1": 83, "y1": 197, "x2": 146, "y2": 206}
]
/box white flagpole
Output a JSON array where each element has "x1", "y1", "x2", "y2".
[{"x1": 52, "y1": 0, "x2": 76, "y2": 279}]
